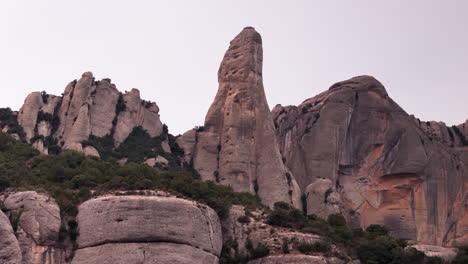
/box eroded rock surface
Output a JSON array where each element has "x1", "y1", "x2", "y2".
[
  {"x1": 17, "y1": 72, "x2": 165, "y2": 157},
  {"x1": 71, "y1": 243, "x2": 219, "y2": 264},
  {"x1": 0, "y1": 210, "x2": 22, "y2": 264},
  {"x1": 3, "y1": 191, "x2": 65, "y2": 264},
  {"x1": 273, "y1": 76, "x2": 468, "y2": 246},
  {"x1": 178, "y1": 27, "x2": 301, "y2": 208},
  {"x1": 305, "y1": 178, "x2": 341, "y2": 219},
  {"x1": 74, "y1": 195, "x2": 222, "y2": 263}
]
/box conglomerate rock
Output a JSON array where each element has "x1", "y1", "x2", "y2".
[
  {"x1": 0, "y1": 210, "x2": 22, "y2": 264},
  {"x1": 3, "y1": 191, "x2": 65, "y2": 264},
  {"x1": 74, "y1": 195, "x2": 222, "y2": 263},
  {"x1": 272, "y1": 76, "x2": 468, "y2": 246},
  {"x1": 178, "y1": 27, "x2": 301, "y2": 208}
]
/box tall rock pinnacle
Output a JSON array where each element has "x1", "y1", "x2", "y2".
[{"x1": 179, "y1": 27, "x2": 301, "y2": 208}]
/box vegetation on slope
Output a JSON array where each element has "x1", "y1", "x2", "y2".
[{"x1": 0, "y1": 131, "x2": 261, "y2": 217}]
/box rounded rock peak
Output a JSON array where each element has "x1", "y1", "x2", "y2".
[
  {"x1": 81, "y1": 71, "x2": 94, "y2": 78},
  {"x1": 329, "y1": 75, "x2": 388, "y2": 96},
  {"x1": 234, "y1": 26, "x2": 262, "y2": 43}
]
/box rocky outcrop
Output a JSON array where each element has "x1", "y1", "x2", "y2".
[
  {"x1": 113, "y1": 89, "x2": 163, "y2": 145},
  {"x1": 272, "y1": 76, "x2": 468, "y2": 246},
  {"x1": 17, "y1": 92, "x2": 61, "y2": 143},
  {"x1": 221, "y1": 205, "x2": 322, "y2": 257},
  {"x1": 71, "y1": 243, "x2": 218, "y2": 264},
  {"x1": 305, "y1": 178, "x2": 341, "y2": 219},
  {"x1": 2, "y1": 191, "x2": 65, "y2": 264},
  {"x1": 73, "y1": 195, "x2": 222, "y2": 263},
  {"x1": 410, "y1": 245, "x2": 457, "y2": 262},
  {"x1": 178, "y1": 27, "x2": 301, "y2": 208},
  {"x1": 17, "y1": 72, "x2": 165, "y2": 157},
  {"x1": 0, "y1": 210, "x2": 22, "y2": 264}
]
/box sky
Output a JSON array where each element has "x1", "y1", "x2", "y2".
[{"x1": 1, "y1": 1, "x2": 467, "y2": 135}]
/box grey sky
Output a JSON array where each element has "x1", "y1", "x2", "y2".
[{"x1": 1, "y1": 1, "x2": 467, "y2": 135}]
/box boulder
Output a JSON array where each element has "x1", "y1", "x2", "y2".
[
  {"x1": 180, "y1": 27, "x2": 301, "y2": 208},
  {"x1": 0, "y1": 210, "x2": 22, "y2": 264},
  {"x1": 72, "y1": 243, "x2": 219, "y2": 264},
  {"x1": 76, "y1": 195, "x2": 222, "y2": 256},
  {"x1": 3, "y1": 191, "x2": 64, "y2": 264}
]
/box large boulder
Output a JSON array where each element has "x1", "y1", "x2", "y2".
[
  {"x1": 3, "y1": 191, "x2": 64, "y2": 264},
  {"x1": 273, "y1": 76, "x2": 467, "y2": 246},
  {"x1": 178, "y1": 27, "x2": 301, "y2": 208},
  {"x1": 71, "y1": 243, "x2": 219, "y2": 264},
  {"x1": 0, "y1": 210, "x2": 22, "y2": 264},
  {"x1": 74, "y1": 195, "x2": 222, "y2": 263}
]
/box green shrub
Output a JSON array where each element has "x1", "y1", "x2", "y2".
[
  {"x1": 237, "y1": 215, "x2": 250, "y2": 224},
  {"x1": 282, "y1": 239, "x2": 290, "y2": 254},
  {"x1": 327, "y1": 213, "x2": 346, "y2": 227},
  {"x1": 249, "y1": 243, "x2": 269, "y2": 259},
  {"x1": 297, "y1": 241, "x2": 330, "y2": 254}
]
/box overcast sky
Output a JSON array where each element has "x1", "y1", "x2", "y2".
[{"x1": 1, "y1": 1, "x2": 467, "y2": 135}]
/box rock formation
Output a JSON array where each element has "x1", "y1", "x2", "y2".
[
  {"x1": 72, "y1": 195, "x2": 222, "y2": 264},
  {"x1": 272, "y1": 76, "x2": 467, "y2": 246},
  {"x1": 1, "y1": 191, "x2": 66, "y2": 264},
  {"x1": 177, "y1": 27, "x2": 301, "y2": 208},
  {"x1": 16, "y1": 72, "x2": 166, "y2": 157},
  {"x1": 0, "y1": 210, "x2": 22, "y2": 264}
]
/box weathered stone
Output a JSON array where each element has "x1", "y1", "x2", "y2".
[
  {"x1": 32, "y1": 139, "x2": 48, "y2": 155},
  {"x1": 17, "y1": 92, "x2": 43, "y2": 142},
  {"x1": 76, "y1": 195, "x2": 222, "y2": 256},
  {"x1": 83, "y1": 146, "x2": 100, "y2": 159},
  {"x1": 3, "y1": 191, "x2": 63, "y2": 264},
  {"x1": 161, "y1": 139, "x2": 172, "y2": 153},
  {"x1": 221, "y1": 205, "x2": 322, "y2": 256},
  {"x1": 113, "y1": 89, "x2": 163, "y2": 145},
  {"x1": 0, "y1": 210, "x2": 22, "y2": 264},
  {"x1": 305, "y1": 178, "x2": 341, "y2": 219},
  {"x1": 410, "y1": 245, "x2": 457, "y2": 262},
  {"x1": 72, "y1": 243, "x2": 219, "y2": 264},
  {"x1": 273, "y1": 75, "x2": 467, "y2": 246},
  {"x1": 176, "y1": 129, "x2": 197, "y2": 164},
  {"x1": 182, "y1": 27, "x2": 302, "y2": 208}
]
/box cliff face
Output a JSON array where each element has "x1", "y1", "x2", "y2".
[
  {"x1": 272, "y1": 76, "x2": 468, "y2": 246},
  {"x1": 17, "y1": 73, "x2": 164, "y2": 157},
  {"x1": 177, "y1": 27, "x2": 301, "y2": 209}
]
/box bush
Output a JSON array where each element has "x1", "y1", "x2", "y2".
[
  {"x1": 249, "y1": 243, "x2": 269, "y2": 259},
  {"x1": 327, "y1": 213, "x2": 346, "y2": 227},
  {"x1": 297, "y1": 241, "x2": 330, "y2": 254},
  {"x1": 237, "y1": 215, "x2": 250, "y2": 224}
]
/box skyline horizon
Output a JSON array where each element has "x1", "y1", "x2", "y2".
[{"x1": 2, "y1": 1, "x2": 467, "y2": 134}]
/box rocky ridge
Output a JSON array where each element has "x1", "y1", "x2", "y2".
[{"x1": 17, "y1": 73, "x2": 165, "y2": 158}]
